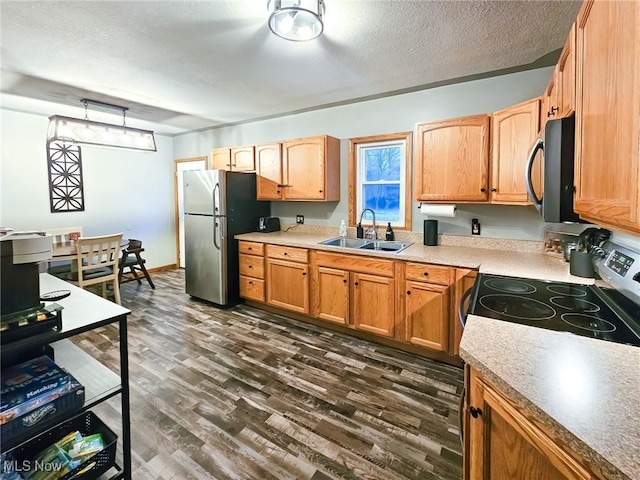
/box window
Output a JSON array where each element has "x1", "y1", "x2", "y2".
[{"x1": 348, "y1": 132, "x2": 412, "y2": 230}]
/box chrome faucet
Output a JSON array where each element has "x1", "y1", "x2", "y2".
[{"x1": 359, "y1": 208, "x2": 377, "y2": 239}]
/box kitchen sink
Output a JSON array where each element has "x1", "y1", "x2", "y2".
[
  {"x1": 321, "y1": 237, "x2": 371, "y2": 248},
  {"x1": 359, "y1": 240, "x2": 412, "y2": 253},
  {"x1": 319, "y1": 237, "x2": 412, "y2": 254}
]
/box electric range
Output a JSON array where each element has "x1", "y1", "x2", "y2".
[{"x1": 466, "y1": 241, "x2": 640, "y2": 347}]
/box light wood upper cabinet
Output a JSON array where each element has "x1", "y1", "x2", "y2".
[
  {"x1": 256, "y1": 136, "x2": 340, "y2": 201},
  {"x1": 231, "y1": 146, "x2": 255, "y2": 172},
  {"x1": 543, "y1": 70, "x2": 560, "y2": 125},
  {"x1": 211, "y1": 146, "x2": 255, "y2": 172},
  {"x1": 211, "y1": 147, "x2": 231, "y2": 170},
  {"x1": 256, "y1": 143, "x2": 283, "y2": 200},
  {"x1": 467, "y1": 367, "x2": 594, "y2": 480},
  {"x1": 574, "y1": 0, "x2": 640, "y2": 235},
  {"x1": 415, "y1": 115, "x2": 491, "y2": 202},
  {"x1": 281, "y1": 135, "x2": 340, "y2": 201},
  {"x1": 557, "y1": 23, "x2": 576, "y2": 118},
  {"x1": 490, "y1": 98, "x2": 541, "y2": 204}
]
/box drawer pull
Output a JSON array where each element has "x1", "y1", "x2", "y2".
[
  {"x1": 302, "y1": 272, "x2": 307, "y2": 276},
  {"x1": 248, "y1": 247, "x2": 252, "y2": 251},
  {"x1": 423, "y1": 272, "x2": 429, "y2": 277},
  {"x1": 248, "y1": 281, "x2": 253, "y2": 285},
  {"x1": 283, "y1": 252, "x2": 288, "y2": 256},
  {"x1": 248, "y1": 265, "x2": 253, "y2": 268}
]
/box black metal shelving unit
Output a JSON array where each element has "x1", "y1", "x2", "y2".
[{"x1": 1, "y1": 274, "x2": 132, "y2": 480}]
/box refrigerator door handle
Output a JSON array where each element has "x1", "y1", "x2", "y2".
[
  {"x1": 213, "y1": 216, "x2": 220, "y2": 249},
  {"x1": 213, "y1": 183, "x2": 220, "y2": 215}
]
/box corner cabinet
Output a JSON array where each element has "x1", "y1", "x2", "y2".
[
  {"x1": 573, "y1": 0, "x2": 640, "y2": 235},
  {"x1": 490, "y1": 98, "x2": 541, "y2": 204},
  {"x1": 256, "y1": 136, "x2": 340, "y2": 201},
  {"x1": 1, "y1": 274, "x2": 132, "y2": 479},
  {"x1": 465, "y1": 367, "x2": 595, "y2": 480},
  {"x1": 415, "y1": 115, "x2": 490, "y2": 202}
]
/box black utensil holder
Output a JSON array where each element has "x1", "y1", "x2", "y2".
[
  {"x1": 424, "y1": 220, "x2": 438, "y2": 246},
  {"x1": 570, "y1": 251, "x2": 594, "y2": 278}
]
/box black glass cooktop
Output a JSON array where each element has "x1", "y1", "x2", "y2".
[{"x1": 469, "y1": 274, "x2": 640, "y2": 347}]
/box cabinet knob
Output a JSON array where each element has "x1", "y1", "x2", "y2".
[
  {"x1": 248, "y1": 265, "x2": 252, "y2": 268},
  {"x1": 277, "y1": 190, "x2": 280, "y2": 194},
  {"x1": 406, "y1": 290, "x2": 411, "y2": 295},
  {"x1": 491, "y1": 188, "x2": 497, "y2": 192},
  {"x1": 423, "y1": 272, "x2": 429, "y2": 277},
  {"x1": 343, "y1": 279, "x2": 347, "y2": 283},
  {"x1": 480, "y1": 188, "x2": 486, "y2": 193},
  {"x1": 319, "y1": 189, "x2": 323, "y2": 193},
  {"x1": 283, "y1": 252, "x2": 288, "y2": 256},
  {"x1": 354, "y1": 281, "x2": 359, "y2": 286},
  {"x1": 469, "y1": 406, "x2": 483, "y2": 418},
  {"x1": 248, "y1": 281, "x2": 253, "y2": 285},
  {"x1": 302, "y1": 272, "x2": 307, "y2": 276},
  {"x1": 248, "y1": 247, "x2": 252, "y2": 251}
]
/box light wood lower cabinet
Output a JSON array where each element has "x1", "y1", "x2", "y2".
[
  {"x1": 405, "y1": 281, "x2": 450, "y2": 351},
  {"x1": 238, "y1": 241, "x2": 265, "y2": 302},
  {"x1": 265, "y1": 245, "x2": 309, "y2": 314},
  {"x1": 311, "y1": 251, "x2": 396, "y2": 338},
  {"x1": 466, "y1": 367, "x2": 594, "y2": 480},
  {"x1": 314, "y1": 266, "x2": 349, "y2": 324},
  {"x1": 352, "y1": 272, "x2": 395, "y2": 337}
]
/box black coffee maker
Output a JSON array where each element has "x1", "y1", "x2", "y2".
[{"x1": 1, "y1": 232, "x2": 52, "y2": 317}]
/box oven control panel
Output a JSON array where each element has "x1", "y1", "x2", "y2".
[
  {"x1": 595, "y1": 241, "x2": 640, "y2": 304},
  {"x1": 607, "y1": 250, "x2": 635, "y2": 276}
]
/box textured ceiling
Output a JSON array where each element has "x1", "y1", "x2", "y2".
[{"x1": 0, "y1": 0, "x2": 582, "y2": 135}]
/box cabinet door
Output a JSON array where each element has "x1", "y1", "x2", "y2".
[
  {"x1": 415, "y1": 115, "x2": 490, "y2": 202},
  {"x1": 231, "y1": 146, "x2": 255, "y2": 172},
  {"x1": 312, "y1": 267, "x2": 349, "y2": 324},
  {"x1": 282, "y1": 137, "x2": 326, "y2": 200},
  {"x1": 405, "y1": 281, "x2": 449, "y2": 351},
  {"x1": 557, "y1": 23, "x2": 576, "y2": 118},
  {"x1": 256, "y1": 143, "x2": 283, "y2": 200},
  {"x1": 452, "y1": 269, "x2": 476, "y2": 356},
  {"x1": 266, "y1": 259, "x2": 309, "y2": 314},
  {"x1": 351, "y1": 273, "x2": 395, "y2": 337},
  {"x1": 211, "y1": 148, "x2": 231, "y2": 170},
  {"x1": 491, "y1": 98, "x2": 541, "y2": 204},
  {"x1": 543, "y1": 72, "x2": 560, "y2": 126},
  {"x1": 468, "y1": 370, "x2": 592, "y2": 480},
  {"x1": 574, "y1": 0, "x2": 640, "y2": 234}
]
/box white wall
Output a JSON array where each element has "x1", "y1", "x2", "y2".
[
  {"x1": 174, "y1": 66, "x2": 581, "y2": 240},
  {"x1": 0, "y1": 109, "x2": 176, "y2": 268}
]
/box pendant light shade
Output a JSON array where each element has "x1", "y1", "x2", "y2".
[
  {"x1": 47, "y1": 100, "x2": 157, "y2": 152},
  {"x1": 267, "y1": 0, "x2": 325, "y2": 42}
]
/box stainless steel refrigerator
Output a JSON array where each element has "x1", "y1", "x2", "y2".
[{"x1": 183, "y1": 170, "x2": 270, "y2": 306}]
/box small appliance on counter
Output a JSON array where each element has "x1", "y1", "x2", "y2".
[
  {"x1": 258, "y1": 216, "x2": 280, "y2": 233},
  {"x1": 459, "y1": 240, "x2": 640, "y2": 348}
]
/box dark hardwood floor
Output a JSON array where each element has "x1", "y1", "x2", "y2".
[{"x1": 75, "y1": 269, "x2": 464, "y2": 480}]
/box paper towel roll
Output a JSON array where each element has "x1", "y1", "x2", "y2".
[{"x1": 419, "y1": 204, "x2": 457, "y2": 218}]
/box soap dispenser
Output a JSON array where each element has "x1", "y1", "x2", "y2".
[
  {"x1": 385, "y1": 222, "x2": 394, "y2": 241},
  {"x1": 339, "y1": 220, "x2": 348, "y2": 238}
]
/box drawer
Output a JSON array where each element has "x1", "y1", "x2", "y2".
[
  {"x1": 266, "y1": 244, "x2": 308, "y2": 263},
  {"x1": 316, "y1": 251, "x2": 394, "y2": 277},
  {"x1": 239, "y1": 254, "x2": 264, "y2": 278},
  {"x1": 239, "y1": 241, "x2": 264, "y2": 256},
  {"x1": 405, "y1": 262, "x2": 453, "y2": 285},
  {"x1": 239, "y1": 276, "x2": 265, "y2": 302}
]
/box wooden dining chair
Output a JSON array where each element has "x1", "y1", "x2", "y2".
[
  {"x1": 61, "y1": 233, "x2": 123, "y2": 304},
  {"x1": 45, "y1": 226, "x2": 83, "y2": 276},
  {"x1": 118, "y1": 239, "x2": 155, "y2": 289}
]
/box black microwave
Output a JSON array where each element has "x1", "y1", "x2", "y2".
[{"x1": 525, "y1": 115, "x2": 585, "y2": 223}]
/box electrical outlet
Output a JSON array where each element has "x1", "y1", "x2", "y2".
[{"x1": 296, "y1": 215, "x2": 304, "y2": 224}]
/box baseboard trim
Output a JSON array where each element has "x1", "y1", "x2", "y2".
[{"x1": 147, "y1": 264, "x2": 178, "y2": 274}]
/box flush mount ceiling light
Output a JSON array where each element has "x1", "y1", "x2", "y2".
[
  {"x1": 47, "y1": 99, "x2": 157, "y2": 152},
  {"x1": 267, "y1": 0, "x2": 325, "y2": 42}
]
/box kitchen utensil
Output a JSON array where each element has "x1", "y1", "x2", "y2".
[{"x1": 564, "y1": 242, "x2": 577, "y2": 262}]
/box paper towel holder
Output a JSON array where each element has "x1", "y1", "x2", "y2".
[{"x1": 418, "y1": 203, "x2": 457, "y2": 217}]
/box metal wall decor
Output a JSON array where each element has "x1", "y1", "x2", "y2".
[{"x1": 46, "y1": 141, "x2": 85, "y2": 212}]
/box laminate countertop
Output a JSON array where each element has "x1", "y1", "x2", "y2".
[
  {"x1": 235, "y1": 231, "x2": 591, "y2": 284},
  {"x1": 236, "y1": 231, "x2": 638, "y2": 480}
]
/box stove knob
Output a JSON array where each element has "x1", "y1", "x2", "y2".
[
  {"x1": 633, "y1": 272, "x2": 640, "y2": 284},
  {"x1": 593, "y1": 247, "x2": 607, "y2": 258}
]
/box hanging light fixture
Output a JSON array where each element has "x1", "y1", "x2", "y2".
[
  {"x1": 267, "y1": 0, "x2": 325, "y2": 42},
  {"x1": 47, "y1": 99, "x2": 157, "y2": 152}
]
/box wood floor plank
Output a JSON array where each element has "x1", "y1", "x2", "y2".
[{"x1": 72, "y1": 269, "x2": 463, "y2": 479}]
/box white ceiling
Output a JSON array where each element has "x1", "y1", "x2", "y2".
[{"x1": 0, "y1": 0, "x2": 582, "y2": 135}]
